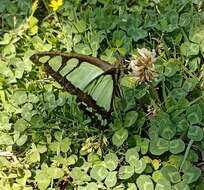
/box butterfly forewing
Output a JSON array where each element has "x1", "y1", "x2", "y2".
[
  {"x1": 59, "y1": 58, "x2": 79, "y2": 77},
  {"x1": 39, "y1": 56, "x2": 50, "y2": 63},
  {"x1": 66, "y1": 62, "x2": 104, "y2": 90},
  {"x1": 48, "y1": 56, "x2": 62, "y2": 71},
  {"x1": 30, "y1": 52, "x2": 119, "y2": 118}
]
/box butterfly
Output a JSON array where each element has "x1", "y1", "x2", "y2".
[{"x1": 30, "y1": 52, "x2": 128, "y2": 119}]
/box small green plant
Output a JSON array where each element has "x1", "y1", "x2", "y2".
[{"x1": 0, "y1": 0, "x2": 204, "y2": 190}]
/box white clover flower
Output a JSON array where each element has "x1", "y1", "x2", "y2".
[{"x1": 129, "y1": 48, "x2": 157, "y2": 83}]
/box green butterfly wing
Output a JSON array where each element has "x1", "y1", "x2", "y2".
[{"x1": 30, "y1": 52, "x2": 119, "y2": 117}]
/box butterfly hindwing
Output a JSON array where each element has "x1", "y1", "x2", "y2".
[
  {"x1": 30, "y1": 52, "x2": 119, "y2": 118},
  {"x1": 85, "y1": 75, "x2": 113, "y2": 111}
]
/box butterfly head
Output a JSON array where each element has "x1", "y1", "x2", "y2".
[{"x1": 118, "y1": 57, "x2": 131, "y2": 74}]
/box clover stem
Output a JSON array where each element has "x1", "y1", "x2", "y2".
[
  {"x1": 179, "y1": 139, "x2": 194, "y2": 172},
  {"x1": 162, "y1": 78, "x2": 167, "y2": 101}
]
